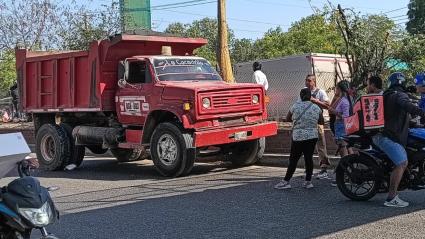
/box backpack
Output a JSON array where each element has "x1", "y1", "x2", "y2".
[{"x1": 344, "y1": 94, "x2": 385, "y2": 135}]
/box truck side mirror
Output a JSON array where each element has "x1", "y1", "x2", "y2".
[{"x1": 118, "y1": 61, "x2": 126, "y2": 88}]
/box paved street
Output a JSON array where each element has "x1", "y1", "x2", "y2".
[{"x1": 2, "y1": 156, "x2": 425, "y2": 239}]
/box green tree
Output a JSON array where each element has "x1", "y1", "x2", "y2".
[
  {"x1": 0, "y1": 0, "x2": 61, "y2": 50},
  {"x1": 393, "y1": 33, "x2": 425, "y2": 78},
  {"x1": 58, "y1": 1, "x2": 122, "y2": 50},
  {"x1": 407, "y1": 0, "x2": 425, "y2": 34},
  {"x1": 253, "y1": 27, "x2": 290, "y2": 59},
  {"x1": 231, "y1": 38, "x2": 256, "y2": 63},
  {"x1": 285, "y1": 13, "x2": 343, "y2": 54},
  {"x1": 165, "y1": 18, "x2": 235, "y2": 66},
  {"x1": 0, "y1": 50, "x2": 16, "y2": 98},
  {"x1": 253, "y1": 13, "x2": 343, "y2": 60},
  {"x1": 335, "y1": 5, "x2": 397, "y2": 86}
]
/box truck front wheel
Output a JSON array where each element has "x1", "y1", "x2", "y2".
[
  {"x1": 150, "y1": 123, "x2": 194, "y2": 177},
  {"x1": 228, "y1": 137, "x2": 265, "y2": 166},
  {"x1": 36, "y1": 124, "x2": 71, "y2": 171}
]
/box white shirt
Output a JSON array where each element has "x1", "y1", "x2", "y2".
[
  {"x1": 311, "y1": 88, "x2": 329, "y2": 102},
  {"x1": 252, "y1": 70, "x2": 269, "y2": 91},
  {"x1": 297, "y1": 87, "x2": 329, "y2": 103}
]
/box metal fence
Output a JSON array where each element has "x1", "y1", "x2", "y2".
[{"x1": 235, "y1": 70, "x2": 338, "y2": 121}]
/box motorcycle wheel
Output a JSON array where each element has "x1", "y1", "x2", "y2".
[
  {"x1": 1, "y1": 229, "x2": 30, "y2": 239},
  {"x1": 336, "y1": 154, "x2": 379, "y2": 201}
]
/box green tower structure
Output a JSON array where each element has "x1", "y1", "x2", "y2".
[{"x1": 120, "y1": 0, "x2": 152, "y2": 32}]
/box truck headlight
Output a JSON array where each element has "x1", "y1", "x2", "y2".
[
  {"x1": 202, "y1": 98, "x2": 211, "y2": 108},
  {"x1": 252, "y1": 95, "x2": 259, "y2": 104},
  {"x1": 18, "y1": 202, "x2": 53, "y2": 227}
]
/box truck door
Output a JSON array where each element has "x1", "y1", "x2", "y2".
[{"x1": 116, "y1": 59, "x2": 154, "y2": 126}]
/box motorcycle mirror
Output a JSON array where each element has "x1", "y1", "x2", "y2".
[{"x1": 47, "y1": 186, "x2": 60, "y2": 192}]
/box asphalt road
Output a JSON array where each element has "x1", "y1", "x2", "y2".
[{"x1": 2, "y1": 156, "x2": 425, "y2": 239}]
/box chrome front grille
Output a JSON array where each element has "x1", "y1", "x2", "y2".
[{"x1": 212, "y1": 94, "x2": 252, "y2": 108}]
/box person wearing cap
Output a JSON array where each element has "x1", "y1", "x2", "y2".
[
  {"x1": 252, "y1": 62, "x2": 269, "y2": 92},
  {"x1": 414, "y1": 72, "x2": 425, "y2": 111}
]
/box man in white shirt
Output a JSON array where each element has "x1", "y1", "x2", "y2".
[
  {"x1": 304, "y1": 74, "x2": 331, "y2": 179},
  {"x1": 252, "y1": 62, "x2": 269, "y2": 92}
]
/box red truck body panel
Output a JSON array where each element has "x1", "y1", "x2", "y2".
[{"x1": 16, "y1": 35, "x2": 207, "y2": 113}]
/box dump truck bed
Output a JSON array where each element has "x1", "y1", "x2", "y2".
[{"x1": 16, "y1": 34, "x2": 207, "y2": 113}]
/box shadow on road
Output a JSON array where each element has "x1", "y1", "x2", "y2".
[{"x1": 32, "y1": 156, "x2": 238, "y2": 181}]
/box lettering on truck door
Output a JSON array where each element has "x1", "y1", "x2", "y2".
[{"x1": 116, "y1": 59, "x2": 153, "y2": 125}]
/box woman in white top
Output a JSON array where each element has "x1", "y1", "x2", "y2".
[{"x1": 275, "y1": 88, "x2": 323, "y2": 189}]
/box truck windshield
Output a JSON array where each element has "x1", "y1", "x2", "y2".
[{"x1": 154, "y1": 58, "x2": 222, "y2": 81}]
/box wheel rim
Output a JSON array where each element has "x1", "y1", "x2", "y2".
[
  {"x1": 342, "y1": 162, "x2": 376, "y2": 197},
  {"x1": 41, "y1": 134, "x2": 56, "y2": 162},
  {"x1": 157, "y1": 133, "x2": 178, "y2": 166}
]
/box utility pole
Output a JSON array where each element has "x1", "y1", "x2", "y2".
[{"x1": 217, "y1": 0, "x2": 234, "y2": 83}]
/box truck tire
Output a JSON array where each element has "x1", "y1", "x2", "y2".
[
  {"x1": 87, "y1": 146, "x2": 109, "y2": 155},
  {"x1": 36, "y1": 124, "x2": 71, "y2": 171},
  {"x1": 181, "y1": 133, "x2": 195, "y2": 176},
  {"x1": 110, "y1": 148, "x2": 143, "y2": 162},
  {"x1": 228, "y1": 137, "x2": 265, "y2": 166},
  {"x1": 150, "y1": 123, "x2": 194, "y2": 177},
  {"x1": 60, "y1": 123, "x2": 85, "y2": 168}
]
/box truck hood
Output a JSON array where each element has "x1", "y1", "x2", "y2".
[{"x1": 159, "y1": 80, "x2": 262, "y2": 92}]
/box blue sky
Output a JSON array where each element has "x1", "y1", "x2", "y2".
[{"x1": 89, "y1": 0, "x2": 410, "y2": 39}]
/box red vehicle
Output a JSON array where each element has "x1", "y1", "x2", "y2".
[{"x1": 16, "y1": 33, "x2": 277, "y2": 177}]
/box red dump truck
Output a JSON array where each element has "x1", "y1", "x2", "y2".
[{"x1": 16, "y1": 33, "x2": 278, "y2": 177}]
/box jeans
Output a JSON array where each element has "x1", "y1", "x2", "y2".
[{"x1": 372, "y1": 133, "x2": 407, "y2": 166}]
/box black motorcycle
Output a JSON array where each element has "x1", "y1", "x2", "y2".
[
  {"x1": 0, "y1": 159, "x2": 59, "y2": 239},
  {"x1": 336, "y1": 127, "x2": 425, "y2": 201}
]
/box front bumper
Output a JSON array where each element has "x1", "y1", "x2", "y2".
[{"x1": 193, "y1": 121, "x2": 278, "y2": 147}]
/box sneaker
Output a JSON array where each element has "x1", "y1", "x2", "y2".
[
  {"x1": 303, "y1": 181, "x2": 314, "y2": 189},
  {"x1": 331, "y1": 180, "x2": 337, "y2": 187},
  {"x1": 316, "y1": 170, "x2": 329, "y2": 179},
  {"x1": 274, "y1": 180, "x2": 291, "y2": 190},
  {"x1": 384, "y1": 195, "x2": 409, "y2": 208}
]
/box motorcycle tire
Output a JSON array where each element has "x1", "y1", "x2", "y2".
[{"x1": 336, "y1": 154, "x2": 379, "y2": 201}]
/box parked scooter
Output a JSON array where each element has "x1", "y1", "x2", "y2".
[{"x1": 0, "y1": 157, "x2": 59, "y2": 239}]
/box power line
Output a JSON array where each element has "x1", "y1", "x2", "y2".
[
  {"x1": 122, "y1": 0, "x2": 216, "y2": 12},
  {"x1": 152, "y1": 0, "x2": 216, "y2": 10},
  {"x1": 382, "y1": 7, "x2": 408, "y2": 14},
  {"x1": 153, "y1": 8, "x2": 291, "y2": 27},
  {"x1": 389, "y1": 14, "x2": 408, "y2": 19},
  {"x1": 152, "y1": 0, "x2": 212, "y2": 9}
]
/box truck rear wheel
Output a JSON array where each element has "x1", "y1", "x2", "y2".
[
  {"x1": 150, "y1": 123, "x2": 194, "y2": 177},
  {"x1": 110, "y1": 148, "x2": 143, "y2": 162},
  {"x1": 228, "y1": 137, "x2": 265, "y2": 166},
  {"x1": 60, "y1": 123, "x2": 85, "y2": 168},
  {"x1": 36, "y1": 124, "x2": 71, "y2": 171}
]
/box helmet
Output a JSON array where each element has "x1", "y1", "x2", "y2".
[
  {"x1": 414, "y1": 72, "x2": 425, "y2": 86},
  {"x1": 337, "y1": 80, "x2": 350, "y2": 92},
  {"x1": 253, "y1": 61, "x2": 262, "y2": 71},
  {"x1": 387, "y1": 72, "x2": 406, "y2": 88}
]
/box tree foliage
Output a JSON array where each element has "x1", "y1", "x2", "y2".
[
  {"x1": 165, "y1": 18, "x2": 235, "y2": 66},
  {"x1": 58, "y1": 1, "x2": 122, "y2": 50},
  {"x1": 0, "y1": 50, "x2": 16, "y2": 98},
  {"x1": 334, "y1": 5, "x2": 398, "y2": 86},
  {"x1": 407, "y1": 0, "x2": 425, "y2": 35},
  {"x1": 0, "y1": 0, "x2": 60, "y2": 51}
]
